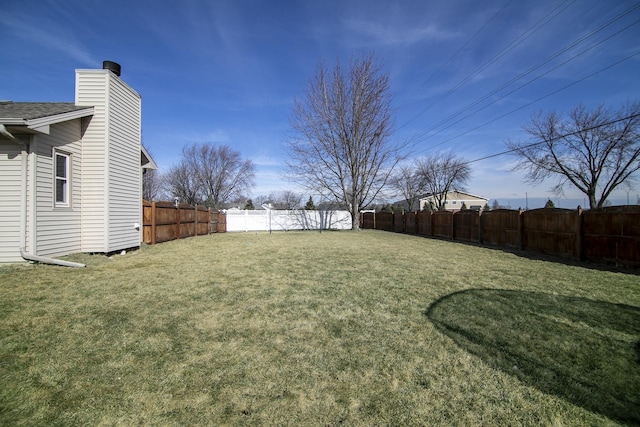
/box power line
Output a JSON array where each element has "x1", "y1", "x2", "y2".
[
  {"x1": 409, "y1": 111, "x2": 640, "y2": 184},
  {"x1": 412, "y1": 49, "x2": 640, "y2": 155},
  {"x1": 397, "y1": 0, "x2": 576, "y2": 131},
  {"x1": 414, "y1": 12, "x2": 640, "y2": 144},
  {"x1": 396, "y1": 0, "x2": 513, "y2": 111},
  {"x1": 464, "y1": 110, "x2": 640, "y2": 165}
]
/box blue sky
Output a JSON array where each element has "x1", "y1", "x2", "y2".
[{"x1": 2, "y1": 0, "x2": 639, "y2": 208}]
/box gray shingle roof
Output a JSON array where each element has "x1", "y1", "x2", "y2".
[{"x1": 0, "y1": 102, "x2": 90, "y2": 120}]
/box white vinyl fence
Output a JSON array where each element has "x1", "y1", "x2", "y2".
[{"x1": 224, "y1": 209, "x2": 352, "y2": 232}]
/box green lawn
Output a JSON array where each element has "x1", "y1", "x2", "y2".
[{"x1": 1, "y1": 230, "x2": 639, "y2": 426}]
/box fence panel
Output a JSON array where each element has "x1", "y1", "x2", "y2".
[
  {"x1": 523, "y1": 208, "x2": 579, "y2": 258},
  {"x1": 432, "y1": 211, "x2": 454, "y2": 239},
  {"x1": 416, "y1": 211, "x2": 432, "y2": 236},
  {"x1": 482, "y1": 209, "x2": 521, "y2": 248},
  {"x1": 210, "y1": 210, "x2": 225, "y2": 233},
  {"x1": 376, "y1": 212, "x2": 394, "y2": 231},
  {"x1": 154, "y1": 201, "x2": 180, "y2": 243},
  {"x1": 223, "y1": 210, "x2": 351, "y2": 232},
  {"x1": 142, "y1": 201, "x2": 153, "y2": 243},
  {"x1": 454, "y1": 210, "x2": 480, "y2": 242},
  {"x1": 405, "y1": 212, "x2": 417, "y2": 234},
  {"x1": 142, "y1": 200, "x2": 224, "y2": 244},
  {"x1": 361, "y1": 212, "x2": 375, "y2": 229},
  {"x1": 393, "y1": 212, "x2": 405, "y2": 233},
  {"x1": 582, "y1": 206, "x2": 640, "y2": 267}
]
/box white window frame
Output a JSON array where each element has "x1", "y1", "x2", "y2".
[{"x1": 54, "y1": 150, "x2": 71, "y2": 207}]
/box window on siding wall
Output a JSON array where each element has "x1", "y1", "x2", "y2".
[{"x1": 54, "y1": 151, "x2": 70, "y2": 207}]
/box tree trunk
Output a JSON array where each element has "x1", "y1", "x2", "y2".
[{"x1": 351, "y1": 210, "x2": 360, "y2": 230}]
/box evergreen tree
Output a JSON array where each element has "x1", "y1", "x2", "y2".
[
  {"x1": 305, "y1": 196, "x2": 316, "y2": 210},
  {"x1": 544, "y1": 199, "x2": 555, "y2": 208},
  {"x1": 244, "y1": 199, "x2": 255, "y2": 210},
  {"x1": 460, "y1": 202, "x2": 468, "y2": 210}
]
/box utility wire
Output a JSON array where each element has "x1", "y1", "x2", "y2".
[
  {"x1": 396, "y1": 0, "x2": 513, "y2": 110},
  {"x1": 397, "y1": 0, "x2": 576, "y2": 131},
  {"x1": 464, "y1": 111, "x2": 640, "y2": 165},
  {"x1": 417, "y1": 111, "x2": 640, "y2": 177},
  {"x1": 414, "y1": 13, "x2": 640, "y2": 144},
  {"x1": 412, "y1": 49, "x2": 640, "y2": 155}
]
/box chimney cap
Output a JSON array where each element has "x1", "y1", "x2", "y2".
[{"x1": 102, "y1": 61, "x2": 121, "y2": 77}]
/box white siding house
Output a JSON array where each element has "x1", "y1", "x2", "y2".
[
  {"x1": 0, "y1": 63, "x2": 155, "y2": 263},
  {"x1": 419, "y1": 191, "x2": 489, "y2": 212}
]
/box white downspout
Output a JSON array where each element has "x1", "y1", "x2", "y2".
[
  {"x1": 20, "y1": 248, "x2": 85, "y2": 268},
  {"x1": 19, "y1": 137, "x2": 28, "y2": 259},
  {"x1": 17, "y1": 135, "x2": 85, "y2": 268}
]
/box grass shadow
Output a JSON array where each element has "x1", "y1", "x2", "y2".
[{"x1": 425, "y1": 289, "x2": 640, "y2": 424}]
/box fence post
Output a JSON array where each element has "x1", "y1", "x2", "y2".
[
  {"x1": 176, "y1": 203, "x2": 181, "y2": 240},
  {"x1": 430, "y1": 211, "x2": 434, "y2": 237},
  {"x1": 518, "y1": 208, "x2": 524, "y2": 250},
  {"x1": 151, "y1": 201, "x2": 157, "y2": 245},
  {"x1": 451, "y1": 211, "x2": 455, "y2": 240},
  {"x1": 576, "y1": 206, "x2": 583, "y2": 261},
  {"x1": 478, "y1": 209, "x2": 483, "y2": 244}
]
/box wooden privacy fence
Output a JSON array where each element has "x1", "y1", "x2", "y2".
[
  {"x1": 142, "y1": 200, "x2": 226, "y2": 245},
  {"x1": 361, "y1": 206, "x2": 640, "y2": 268}
]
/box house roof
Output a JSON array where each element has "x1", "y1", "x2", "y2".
[
  {"x1": 0, "y1": 101, "x2": 94, "y2": 135},
  {"x1": 1, "y1": 101, "x2": 156, "y2": 170},
  {"x1": 141, "y1": 144, "x2": 158, "y2": 170},
  {"x1": 419, "y1": 190, "x2": 488, "y2": 201},
  {"x1": 0, "y1": 102, "x2": 91, "y2": 120}
]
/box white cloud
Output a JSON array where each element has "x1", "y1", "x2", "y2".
[
  {"x1": 343, "y1": 19, "x2": 456, "y2": 47},
  {"x1": 0, "y1": 11, "x2": 96, "y2": 66}
]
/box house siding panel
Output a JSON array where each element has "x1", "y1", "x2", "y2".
[
  {"x1": 76, "y1": 71, "x2": 109, "y2": 252},
  {"x1": 76, "y1": 69, "x2": 142, "y2": 253},
  {"x1": 105, "y1": 74, "x2": 141, "y2": 251},
  {"x1": 32, "y1": 121, "x2": 83, "y2": 258},
  {"x1": 0, "y1": 142, "x2": 24, "y2": 262}
]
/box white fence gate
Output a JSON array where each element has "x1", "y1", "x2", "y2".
[{"x1": 223, "y1": 209, "x2": 352, "y2": 232}]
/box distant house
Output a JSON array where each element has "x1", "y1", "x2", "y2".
[
  {"x1": 0, "y1": 62, "x2": 156, "y2": 263},
  {"x1": 418, "y1": 191, "x2": 488, "y2": 212}
]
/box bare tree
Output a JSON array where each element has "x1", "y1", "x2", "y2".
[
  {"x1": 268, "y1": 190, "x2": 303, "y2": 210},
  {"x1": 253, "y1": 195, "x2": 270, "y2": 209},
  {"x1": 141, "y1": 145, "x2": 163, "y2": 201},
  {"x1": 142, "y1": 168, "x2": 163, "y2": 201},
  {"x1": 389, "y1": 163, "x2": 426, "y2": 212},
  {"x1": 163, "y1": 161, "x2": 201, "y2": 205},
  {"x1": 284, "y1": 53, "x2": 405, "y2": 230},
  {"x1": 416, "y1": 152, "x2": 471, "y2": 210},
  {"x1": 163, "y1": 143, "x2": 255, "y2": 207},
  {"x1": 506, "y1": 102, "x2": 640, "y2": 209},
  {"x1": 182, "y1": 143, "x2": 255, "y2": 209}
]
